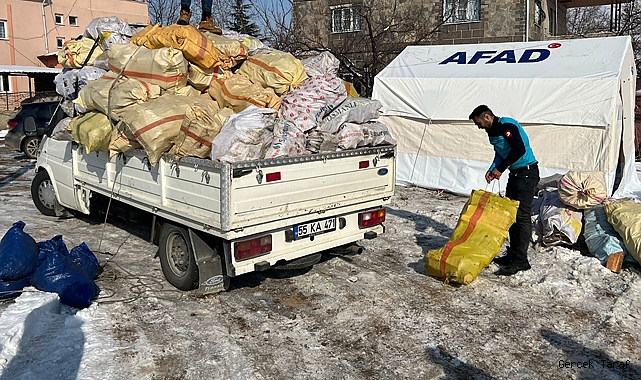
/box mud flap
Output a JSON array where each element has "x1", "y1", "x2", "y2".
[{"x1": 188, "y1": 229, "x2": 230, "y2": 296}]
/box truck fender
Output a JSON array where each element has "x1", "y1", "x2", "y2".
[
  {"x1": 35, "y1": 164, "x2": 77, "y2": 211},
  {"x1": 187, "y1": 229, "x2": 230, "y2": 296}
]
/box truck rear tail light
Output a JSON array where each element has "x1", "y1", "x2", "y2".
[
  {"x1": 234, "y1": 234, "x2": 272, "y2": 261},
  {"x1": 359, "y1": 160, "x2": 369, "y2": 169},
  {"x1": 266, "y1": 172, "x2": 281, "y2": 182},
  {"x1": 7, "y1": 121, "x2": 17, "y2": 130},
  {"x1": 358, "y1": 208, "x2": 386, "y2": 228}
]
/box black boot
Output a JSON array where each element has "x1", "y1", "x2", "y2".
[{"x1": 494, "y1": 260, "x2": 531, "y2": 276}]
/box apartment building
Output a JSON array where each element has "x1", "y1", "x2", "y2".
[{"x1": 1, "y1": 0, "x2": 149, "y2": 107}]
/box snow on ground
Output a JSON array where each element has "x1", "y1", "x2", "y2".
[{"x1": 0, "y1": 139, "x2": 640, "y2": 380}]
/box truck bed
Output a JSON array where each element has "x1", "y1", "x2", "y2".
[{"x1": 68, "y1": 142, "x2": 395, "y2": 238}]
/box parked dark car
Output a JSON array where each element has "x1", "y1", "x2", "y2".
[{"x1": 5, "y1": 101, "x2": 65, "y2": 158}]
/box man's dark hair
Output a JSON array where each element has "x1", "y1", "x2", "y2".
[{"x1": 468, "y1": 105, "x2": 494, "y2": 120}]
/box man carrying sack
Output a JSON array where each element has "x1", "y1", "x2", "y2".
[{"x1": 469, "y1": 105, "x2": 539, "y2": 276}]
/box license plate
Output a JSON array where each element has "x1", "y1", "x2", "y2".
[{"x1": 294, "y1": 217, "x2": 336, "y2": 239}]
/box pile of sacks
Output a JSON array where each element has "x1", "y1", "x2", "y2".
[
  {"x1": 53, "y1": 17, "x2": 396, "y2": 167},
  {"x1": 0, "y1": 221, "x2": 100, "y2": 308},
  {"x1": 531, "y1": 171, "x2": 641, "y2": 273}
]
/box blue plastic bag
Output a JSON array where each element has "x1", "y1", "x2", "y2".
[
  {"x1": 0, "y1": 276, "x2": 31, "y2": 299},
  {"x1": 0, "y1": 221, "x2": 39, "y2": 280},
  {"x1": 37, "y1": 234, "x2": 70, "y2": 266},
  {"x1": 584, "y1": 205, "x2": 636, "y2": 266},
  {"x1": 69, "y1": 242, "x2": 100, "y2": 279},
  {"x1": 38, "y1": 236, "x2": 100, "y2": 279},
  {"x1": 31, "y1": 245, "x2": 100, "y2": 308}
]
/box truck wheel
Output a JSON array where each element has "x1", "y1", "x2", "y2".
[
  {"x1": 31, "y1": 170, "x2": 60, "y2": 217},
  {"x1": 158, "y1": 223, "x2": 199, "y2": 291},
  {"x1": 22, "y1": 136, "x2": 41, "y2": 159}
]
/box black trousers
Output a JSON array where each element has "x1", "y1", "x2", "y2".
[{"x1": 505, "y1": 165, "x2": 539, "y2": 264}]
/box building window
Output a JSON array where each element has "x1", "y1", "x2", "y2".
[
  {"x1": 0, "y1": 75, "x2": 9, "y2": 93},
  {"x1": 443, "y1": 0, "x2": 480, "y2": 23},
  {"x1": 69, "y1": 16, "x2": 78, "y2": 26},
  {"x1": 55, "y1": 13, "x2": 64, "y2": 25},
  {"x1": 57, "y1": 37, "x2": 65, "y2": 49},
  {"x1": 534, "y1": 0, "x2": 546, "y2": 27},
  {"x1": 548, "y1": 7, "x2": 557, "y2": 35},
  {"x1": 0, "y1": 20, "x2": 7, "y2": 40},
  {"x1": 331, "y1": 5, "x2": 361, "y2": 33}
]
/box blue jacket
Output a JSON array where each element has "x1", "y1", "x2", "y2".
[{"x1": 487, "y1": 116, "x2": 537, "y2": 173}]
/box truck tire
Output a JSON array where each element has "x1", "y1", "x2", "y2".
[
  {"x1": 158, "y1": 223, "x2": 199, "y2": 291},
  {"x1": 31, "y1": 170, "x2": 60, "y2": 217},
  {"x1": 22, "y1": 136, "x2": 41, "y2": 159}
]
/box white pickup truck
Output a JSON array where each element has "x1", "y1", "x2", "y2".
[{"x1": 32, "y1": 136, "x2": 396, "y2": 294}]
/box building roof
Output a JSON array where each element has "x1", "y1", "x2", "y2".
[{"x1": 0, "y1": 65, "x2": 61, "y2": 75}]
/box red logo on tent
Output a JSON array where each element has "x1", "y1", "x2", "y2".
[
  {"x1": 548, "y1": 43, "x2": 562, "y2": 49},
  {"x1": 504, "y1": 130, "x2": 512, "y2": 138}
]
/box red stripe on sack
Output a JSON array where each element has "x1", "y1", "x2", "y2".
[
  {"x1": 139, "y1": 80, "x2": 151, "y2": 96},
  {"x1": 133, "y1": 114, "x2": 184, "y2": 138},
  {"x1": 247, "y1": 57, "x2": 287, "y2": 80},
  {"x1": 108, "y1": 63, "x2": 186, "y2": 83},
  {"x1": 218, "y1": 79, "x2": 266, "y2": 107},
  {"x1": 439, "y1": 191, "x2": 492, "y2": 281},
  {"x1": 180, "y1": 126, "x2": 212, "y2": 147},
  {"x1": 67, "y1": 53, "x2": 77, "y2": 69},
  {"x1": 197, "y1": 33, "x2": 208, "y2": 61}
]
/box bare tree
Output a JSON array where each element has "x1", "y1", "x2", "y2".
[
  {"x1": 567, "y1": 1, "x2": 641, "y2": 70},
  {"x1": 291, "y1": 0, "x2": 450, "y2": 96},
  {"x1": 148, "y1": 0, "x2": 181, "y2": 25},
  {"x1": 148, "y1": 0, "x2": 234, "y2": 28},
  {"x1": 250, "y1": 0, "x2": 294, "y2": 50}
]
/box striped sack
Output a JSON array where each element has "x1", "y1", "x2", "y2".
[
  {"x1": 106, "y1": 44, "x2": 188, "y2": 92},
  {"x1": 425, "y1": 190, "x2": 519, "y2": 285},
  {"x1": 142, "y1": 24, "x2": 223, "y2": 70},
  {"x1": 75, "y1": 72, "x2": 161, "y2": 120},
  {"x1": 208, "y1": 73, "x2": 281, "y2": 113},
  {"x1": 236, "y1": 50, "x2": 308, "y2": 96}
]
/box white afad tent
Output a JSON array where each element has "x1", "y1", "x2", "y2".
[{"x1": 372, "y1": 36, "x2": 641, "y2": 198}]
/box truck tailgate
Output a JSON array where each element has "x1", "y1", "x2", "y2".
[{"x1": 228, "y1": 146, "x2": 395, "y2": 229}]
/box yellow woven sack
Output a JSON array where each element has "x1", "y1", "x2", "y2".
[
  {"x1": 69, "y1": 112, "x2": 113, "y2": 154},
  {"x1": 558, "y1": 171, "x2": 607, "y2": 209},
  {"x1": 129, "y1": 23, "x2": 162, "y2": 46},
  {"x1": 58, "y1": 38, "x2": 104, "y2": 69},
  {"x1": 117, "y1": 94, "x2": 195, "y2": 166},
  {"x1": 343, "y1": 80, "x2": 360, "y2": 97},
  {"x1": 109, "y1": 122, "x2": 142, "y2": 158},
  {"x1": 75, "y1": 72, "x2": 161, "y2": 120},
  {"x1": 106, "y1": 44, "x2": 188, "y2": 92},
  {"x1": 202, "y1": 32, "x2": 248, "y2": 70},
  {"x1": 425, "y1": 190, "x2": 519, "y2": 284},
  {"x1": 604, "y1": 201, "x2": 641, "y2": 265},
  {"x1": 172, "y1": 104, "x2": 234, "y2": 160},
  {"x1": 207, "y1": 74, "x2": 281, "y2": 113},
  {"x1": 236, "y1": 50, "x2": 308, "y2": 96},
  {"x1": 187, "y1": 63, "x2": 231, "y2": 91},
  {"x1": 140, "y1": 24, "x2": 222, "y2": 70}
]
